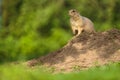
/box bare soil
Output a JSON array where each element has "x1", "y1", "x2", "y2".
[{"x1": 27, "y1": 29, "x2": 120, "y2": 72}]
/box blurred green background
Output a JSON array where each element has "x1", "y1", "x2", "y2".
[{"x1": 0, "y1": 0, "x2": 120, "y2": 62}]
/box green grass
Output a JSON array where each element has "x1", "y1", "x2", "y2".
[{"x1": 0, "y1": 62, "x2": 120, "y2": 80}]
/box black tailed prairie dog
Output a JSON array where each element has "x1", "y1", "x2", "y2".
[{"x1": 69, "y1": 9, "x2": 95, "y2": 36}]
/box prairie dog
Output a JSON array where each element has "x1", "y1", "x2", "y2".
[{"x1": 69, "y1": 9, "x2": 95, "y2": 36}]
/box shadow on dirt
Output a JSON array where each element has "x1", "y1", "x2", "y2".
[{"x1": 27, "y1": 29, "x2": 120, "y2": 66}]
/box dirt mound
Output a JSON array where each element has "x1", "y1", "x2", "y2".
[{"x1": 27, "y1": 29, "x2": 120, "y2": 72}]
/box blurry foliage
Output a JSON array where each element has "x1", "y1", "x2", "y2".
[
  {"x1": 0, "y1": 62, "x2": 120, "y2": 80},
  {"x1": 0, "y1": 0, "x2": 2, "y2": 27},
  {"x1": 0, "y1": 0, "x2": 120, "y2": 62}
]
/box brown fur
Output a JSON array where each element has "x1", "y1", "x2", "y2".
[{"x1": 69, "y1": 9, "x2": 95, "y2": 36}]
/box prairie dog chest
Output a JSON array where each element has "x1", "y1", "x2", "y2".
[{"x1": 70, "y1": 18, "x2": 82, "y2": 28}]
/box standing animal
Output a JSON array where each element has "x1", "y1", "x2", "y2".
[{"x1": 69, "y1": 9, "x2": 95, "y2": 36}]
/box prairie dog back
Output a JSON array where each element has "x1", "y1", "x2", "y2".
[{"x1": 82, "y1": 17, "x2": 95, "y2": 33}]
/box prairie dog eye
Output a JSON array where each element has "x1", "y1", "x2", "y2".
[
  {"x1": 72, "y1": 10, "x2": 75, "y2": 12},
  {"x1": 69, "y1": 9, "x2": 77, "y2": 16}
]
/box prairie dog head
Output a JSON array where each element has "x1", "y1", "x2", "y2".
[{"x1": 69, "y1": 9, "x2": 80, "y2": 18}]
